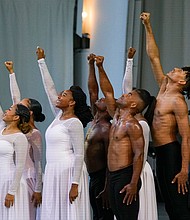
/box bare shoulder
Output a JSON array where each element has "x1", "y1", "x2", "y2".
[{"x1": 173, "y1": 95, "x2": 188, "y2": 114}]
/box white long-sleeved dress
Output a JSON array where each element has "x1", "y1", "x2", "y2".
[
  {"x1": 0, "y1": 109, "x2": 30, "y2": 220},
  {"x1": 38, "y1": 58, "x2": 91, "y2": 220},
  {"x1": 9, "y1": 73, "x2": 43, "y2": 220},
  {"x1": 123, "y1": 58, "x2": 158, "y2": 220}
]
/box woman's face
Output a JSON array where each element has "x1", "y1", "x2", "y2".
[
  {"x1": 3, "y1": 105, "x2": 18, "y2": 122},
  {"x1": 56, "y1": 90, "x2": 74, "y2": 109}
]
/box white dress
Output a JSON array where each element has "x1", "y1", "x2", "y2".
[
  {"x1": 123, "y1": 58, "x2": 158, "y2": 220},
  {"x1": 138, "y1": 121, "x2": 158, "y2": 220},
  {"x1": 0, "y1": 119, "x2": 30, "y2": 220},
  {"x1": 38, "y1": 58, "x2": 91, "y2": 220},
  {"x1": 9, "y1": 73, "x2": 43, "y2": 220}
]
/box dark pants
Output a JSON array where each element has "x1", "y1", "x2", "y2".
[
  {"x1": 109, "y1": 166, "x2": 141, "y2": 220},
  {"x1": 89, "y1": 169, "x2": 114, "y2": 220},
  {"x1": 155, "y1": 141, "x2": 190, "y2": 220}
]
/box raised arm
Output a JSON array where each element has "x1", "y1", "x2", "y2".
[
  {"x1": 140, "y1": 12, "x2": 165, "y2": 87},
  {"x1": 4, "y1": 61, "x2": 21, "y2": 104},
  {"x1": 36, "y1": 47, "x2": 59, "y2": 116},
  {"x1": 87, "y1": 53, "x2": 99, "y2": 116},
  {"x1": 122, "y1": 47, "x2": 136, "y2": 94},
  {"x1": 95, "y1": 56, "x2": 116, "y2": 118}
]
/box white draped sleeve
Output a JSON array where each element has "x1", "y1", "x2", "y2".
[
  {"x1": 122, "y1": 58, "x2": 133, "y2": 94},
  {"x1": 9, "y1": 73, "x2": 21, "y2": 104},
  {"x1": 38, "y1": 58, "x2": 59, "y2": 116},
  {"x1": 68, "y1": 119, "x2": 84, "y2": 184},
  {"x1": 8, "y1": 134, "x2": 28, "y2": 195},
  {"x1": 27, "y1": 130, "x2": 43, "y2": 192}
]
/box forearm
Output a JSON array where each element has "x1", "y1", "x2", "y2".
[
  {"x1": 122, "y1": 58, "x2": 133, "y2": 94},
  {"x1": 144, "y1": 23, "x2": 160, "y2": 61},
  {"x1": 97, "y1": 65, "x2": 114, "y2": 97},
  {"x1": 9, "y1": 73, "x2": 21, "y2": 104},
  {"x1": 130, "y1": 153, "x2": 143, "y2": 185},
  {"x1": 181, "y1": 139, "x2": 190, "y2": 172}
]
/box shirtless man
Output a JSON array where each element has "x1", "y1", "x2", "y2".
[
  {"x1": 85, "y1": 54, "x2": 114, "y2": 220},
  {"x1": 140, "y1": 12, "x2": 190, "y2": 220},
  {"x1": 95, "y1": 55, "x2": 153, "y2": 220}
]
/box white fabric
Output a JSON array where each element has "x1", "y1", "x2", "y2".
[
  {"x1": 0, "y1": 122, "x2": 30, "y2": 220},
  {"x1": 9, "y1": 72, "x2": 43, "y2": 220},
  {"x1": 38, "y1": 60, "x2": 91, "y2": 219},
  {"x1": 122, "y1": 58, "x2": 133, "y2": 94},
  {"x1": 138, "y1": 120, "x2": 158, "y2": 220}
]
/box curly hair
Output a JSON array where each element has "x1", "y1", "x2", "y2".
[
  {"x1": 181, "y1": 66, "x2": 190, "y2": 99},
  {"x1": 70, "y1": 86, "x2": 93, "y2": 127}
]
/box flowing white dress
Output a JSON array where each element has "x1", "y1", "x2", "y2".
[
  {"x1": 123, "y1": 58, "x2": 158, "y2": 220},
  {"x1": 9, "y1": 73, "x2": 43, "y2": 220},
  {"x1": 38, "y1": 58, "x2": 91, "y2": 220},
  {"x1": 0, "y1": 112, "x2": 30, "y2": 220}
]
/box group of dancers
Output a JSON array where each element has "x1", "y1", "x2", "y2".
[{"x1": 1, "y1": 11, "x2": 190, "y2": 220}]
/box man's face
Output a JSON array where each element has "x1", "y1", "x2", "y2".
[
  {"x1": 116, "y1": 90, "x2": 140, "y2": 108},
  {"x1": 95, "y1": 98, "x2": 107, "y2": 111},
  {"x1": 167, "y1": 68, "x2": 187, "y2": 83}
]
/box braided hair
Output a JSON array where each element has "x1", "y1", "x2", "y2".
[{"x1": 70, "y1": 86, "x2": 93, "y2": 127}]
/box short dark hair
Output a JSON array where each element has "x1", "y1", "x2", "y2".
[
  {"x1": 181, "y1": 66, "x2": 190, "y2": 99},
  {"x1": 70, "y1": 86, "x2": 93, "y2": 127}
]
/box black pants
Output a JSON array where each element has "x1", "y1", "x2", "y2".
[
  {"x1": 89, "y1": 169, "x2": 114, "y2": 220},
  {"x1": 109, "y1": 166, "x2": 141, "y2": 220},
  {"x1": 155, "y1": 141, "x2": 190, "y2": 220}
]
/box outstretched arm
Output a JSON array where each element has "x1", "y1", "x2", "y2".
[
  {"x1": 4, "y1": 61, "x2": 21, "y2": 104},
  {"x1": 87, "y1": 53, "x2": 98, "y2": 116},
  {"x1": 140, "y1": 12, "x2": 165, "y2": 87},
  {"x1": 36, "y1": 47, "x2": 59, "y2": 116},
  {"x1": 95, "y1": 56, "x2": 116, "y2": 118},
  {"x1": 122, "y1": 47, "x2": 136, "y2": 94}
]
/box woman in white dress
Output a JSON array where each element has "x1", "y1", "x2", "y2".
[
  {"x1": 36, "y1": 47, "x2": 93, "y2": 220},
  {"x1": 0, "y1": 103, "x2": 31, "y2": 220},
  {"x1": 122, "y1": 47, "x2": 158, "y2": 220},
  {"x1": 4, "y1": 61, "x2": 45, "y2": 220}
]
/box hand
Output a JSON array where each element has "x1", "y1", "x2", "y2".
[
  {"x1": 36, "y1": 46, "x2": 45, "y2": 60},
  {"x1": 31, "y1": 192, "x2": 42, "y2": 207},
  {"x1": 172, "y1": 170, "x2": 189, "y2": 194},
  {"x1": 119, "y1": 183, "x2": 137, "y2": 205},
  {"x1": 95, "y1": 56, "x2": 104, "y2": 67},
  {"x1": 4, "y1": 193, "x2": 14, "y2": 208},
  {"x1": 4, "y1": 61, "x2": 14, "y2": 74},
  {"x1": 69, "y1": 184, "x2": 78, "y2": 204},
  {"x1": 87, "y1": 53, "x2": 96, "y2": 65},
  {"x1": 96, "y1": 188, "x2": 111, "y2": 210},
  {"x1": 127, "y1": 47, "x2": 136, "y2": 59},
  {"x1": 140, "y1": 12, "x2": 150, "y2": 25}
]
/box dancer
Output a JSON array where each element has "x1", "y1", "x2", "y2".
[
  {"x1": 85, "y1": 53, "x2": 114, "y2": 220},
  {"x1": 0, "y1": 102, "x2": 31, "y2": 220},
  {"x1": 36, "y1": 47, "x2": 93, "y2": 220},
  {"x1": 95, "y1": 55, "x2": 154, "y2": 220},
  {"x1": 140, "y1": 12, "x2": 190, "y2": 219},
  {"x1": 123, "y1": 47, "x2": 158, "y2": 220},
  {"x1": 5, "y1": 61, "x2": 45, "y2": 220}
]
